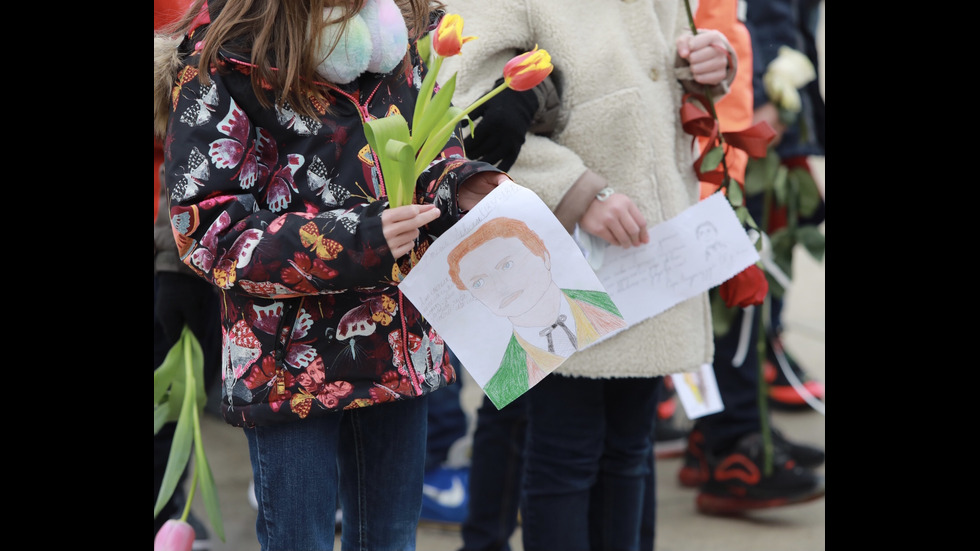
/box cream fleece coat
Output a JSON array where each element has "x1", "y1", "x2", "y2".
[{"x1": 442, "y1": 0, "x2": 728, "y2": 378}]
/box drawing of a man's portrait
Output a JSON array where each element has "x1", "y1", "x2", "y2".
[{"x1": 446, "y1": 217, "x2": 626, "y2": 408}]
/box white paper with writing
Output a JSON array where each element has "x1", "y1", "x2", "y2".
[{"x1": 581, "y1": 192, "x2": 760, "y2": 330}]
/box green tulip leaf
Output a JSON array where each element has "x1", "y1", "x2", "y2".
[
  {"x1": 154, "y1": 337, "x2": 182, "y2": 408},
  {"x1": 154, "y1": 326, "x2": 205, "y2": 425},
  {"x1": 385, "y1": 139, "x2": 416, "y2": 207},
  {"x1": 193, "y1": 407, "x2": 225, "y2": 542},
  {"x1": 364, "y1": 115, "x2": 413, "y2": 207},
  {"x1": 410, "y1": 73, "x2": 457, "y2": 153},
  {"x1": 153, "y1": 327, "x2": 206, "y2": 518},
  {"x1": 412, "y1": 55, "x2": 443, "y2": 137},
  {"x1": 154, "y1": 349, "x2": 196, "y2": 518},
  {"x1": 154, "y1": 403, "x2": 170, "y2": 436},
  {"x1": 414, "y1": 105, "x2": 464, "y2": 177},
  {"x1": 700, "y1": 145, "x2": 725, "y2": 173},
  {"x1": 417, "y1": 34, "x2": 432, "y2": 68},
  {"x1": 185, "y1": 327, "x2": 207, "y2": 411}
]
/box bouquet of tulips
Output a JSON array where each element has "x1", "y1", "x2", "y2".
[{"x1": 364, "y1": 13, "x2": 553, "y2": 208}]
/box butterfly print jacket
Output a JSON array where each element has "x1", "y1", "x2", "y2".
[{"x1": 156, "y1": 17, "x2": 500, "y2": 428}]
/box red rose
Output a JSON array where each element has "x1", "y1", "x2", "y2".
[{"x1": 719, "y1": 265, "x2": 769, "y2": 308}]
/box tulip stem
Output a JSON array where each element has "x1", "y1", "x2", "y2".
[
  {"x1": 181, "y1": 461, "x2": 198, "y2": 522},
  {"x1": 179, "y1": 330, "x2": 200, "y2": 525},
  {"x1": 432, "y1": 81, "x2": 508, "y2": 146},
  {"x1": 416, "y1": 81, "x2": 510, "y2": 175}
]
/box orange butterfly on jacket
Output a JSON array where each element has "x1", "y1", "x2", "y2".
[
  {"x1": 299, "y1": 221, "x2": 344, "y2": 261},
  {"x1": 172, "y1": 66, "x2": 199, "y2": 111}
]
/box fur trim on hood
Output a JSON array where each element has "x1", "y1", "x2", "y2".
[{"x1": 154, "y1": 33, "x2": 184, "y2": 142}]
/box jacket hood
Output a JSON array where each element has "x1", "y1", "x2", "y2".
[{"x1": 154, "y1": 33, "x2": 184, "y2": 142}]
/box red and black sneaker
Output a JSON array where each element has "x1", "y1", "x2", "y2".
[
  {"x1": 765, "y1": 333, "x2": 825, "y2": 410},
  {"x1": 695, "y1": 432, "x2": 825, "y2": 515},
  {"x1": 678, "y1": 428, "x2": 710, "y2": 488},
  {"x1": 679, "y1": 427, "x2": 825, "y2": 488}
]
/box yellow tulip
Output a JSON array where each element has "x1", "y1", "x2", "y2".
[
  {"x1": 431, "y1": 14, "x2": 477, "y2": 57},
  {"x1": 502, "y1": 46, "x2": 553, "y2": 92}
]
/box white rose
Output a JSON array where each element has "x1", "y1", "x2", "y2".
[
  {"x1": 764, "y1": 73, "x2": 802, "y2": 112},
  {"x1": 763, "y1": 46, "x2": 815, "y2": 112}
]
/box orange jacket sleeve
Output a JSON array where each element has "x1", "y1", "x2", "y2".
[{"x1": 694, "y1": 0, "x2": 754, "y2": 199}]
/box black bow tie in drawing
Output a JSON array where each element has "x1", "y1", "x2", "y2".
[{"x1": 539, "y1": 314, "x2": 578, "y2": 354}]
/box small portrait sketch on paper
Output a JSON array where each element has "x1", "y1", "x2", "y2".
[
  {"x1": 447, "y1": 217, "x2": 627, "y2": 409},
  {"x1": 696, "y1": 220, "x2": 731, "y2": 269}
]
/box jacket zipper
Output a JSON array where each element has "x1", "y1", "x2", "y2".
[
  {"x1": 273, "y1": 298, "x2": 302, "y2": 393},
  {"x1": 326, "y1": 82, "x2": 424, "y2": 396}
]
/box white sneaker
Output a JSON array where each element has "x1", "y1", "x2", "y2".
[{"x1": 248, "y1": 480, "x2": 258, "y2": 510}]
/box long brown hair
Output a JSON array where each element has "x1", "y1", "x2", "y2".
[{"x1": 161, "y1": 0, "x2": 444, "y2": 118}]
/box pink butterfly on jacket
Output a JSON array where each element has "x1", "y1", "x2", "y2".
[
  {"x1": 255, "y1": 133, "x2": 305, "y2": 212},
  {"x1": 208, "y1": 99, "x2": 275, "y2": 189}
]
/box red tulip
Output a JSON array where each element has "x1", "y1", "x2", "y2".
[
  {"x1": 502, "y1": 46, "x2": 554, "y2": 91},
  {"x1": 719, "y1": 265, "x2": 768, "y2": 308},
  {"x1": 431, "y1": 14, "x2": 476, "y2": 57},
  {"x1": 154, "y1": 519, "x2": 196, "y2": 551}
]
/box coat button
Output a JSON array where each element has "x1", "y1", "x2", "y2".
[{"x1": 649, "y1": 67, "x2": 659, "y2": 80}]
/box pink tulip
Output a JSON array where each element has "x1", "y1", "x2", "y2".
[
  {"x1": 431, "y1": 14, "x2": 476, "y2": 57},
  {"x1": 503, "y1": 46, "x2": 554, "y2": 91},
  {"x1": 154, "y1": 519, "x2": 196, "y2": 551}
]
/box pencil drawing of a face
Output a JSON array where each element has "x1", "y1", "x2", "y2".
[
  {"x1": 448, "y1": 218, "x2": 554, "y2": 319},
  {"x1": 696, "y1": 221, "x2": 718, "y2": 244}
]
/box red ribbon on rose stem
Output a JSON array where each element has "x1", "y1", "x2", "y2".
[{"x1": 681, "y1": 92, "x2": 777, "y2": 186}]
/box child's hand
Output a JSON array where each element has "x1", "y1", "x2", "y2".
[
  {"x1": 458, "y1": 172, "x2": 511, "y2": 212},
  {"x1": 580, "y1": 191, "x2": 649, "y2": 248},
  {"x1": 382, "y1": 203, "x2": 441, "y2": 258},
  {"x1": 676, "y1": 29, "x2": 731, "y2": 86}
]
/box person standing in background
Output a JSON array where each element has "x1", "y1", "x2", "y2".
[
  {"x1": 671, "y1": 0, "x2": 826, "y2": 518},
  {"x1": 444, "y1": 1, "x2": 735, "y2": 548}
]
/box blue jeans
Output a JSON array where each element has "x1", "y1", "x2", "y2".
[
  {"x1": 521, "y1": 375, "x2": 658, "y2": 551},
  {"x1": 460, "y1": 393, "x2": 528, "y2": 551},
  {"x1": 244, "y1": 397, "x2": 428, "y2": 551},
  {"x1": 425, "y1": 350, "x2": 468, "y2": 472}
]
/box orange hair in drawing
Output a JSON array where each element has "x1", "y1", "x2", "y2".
[{"x1": 447, "y1": 217, "x2": 549, "y2": 291}]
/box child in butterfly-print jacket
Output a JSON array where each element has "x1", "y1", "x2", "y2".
[{"x1": 154, "y1": 1, "x2": 506, "y2": 547}]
